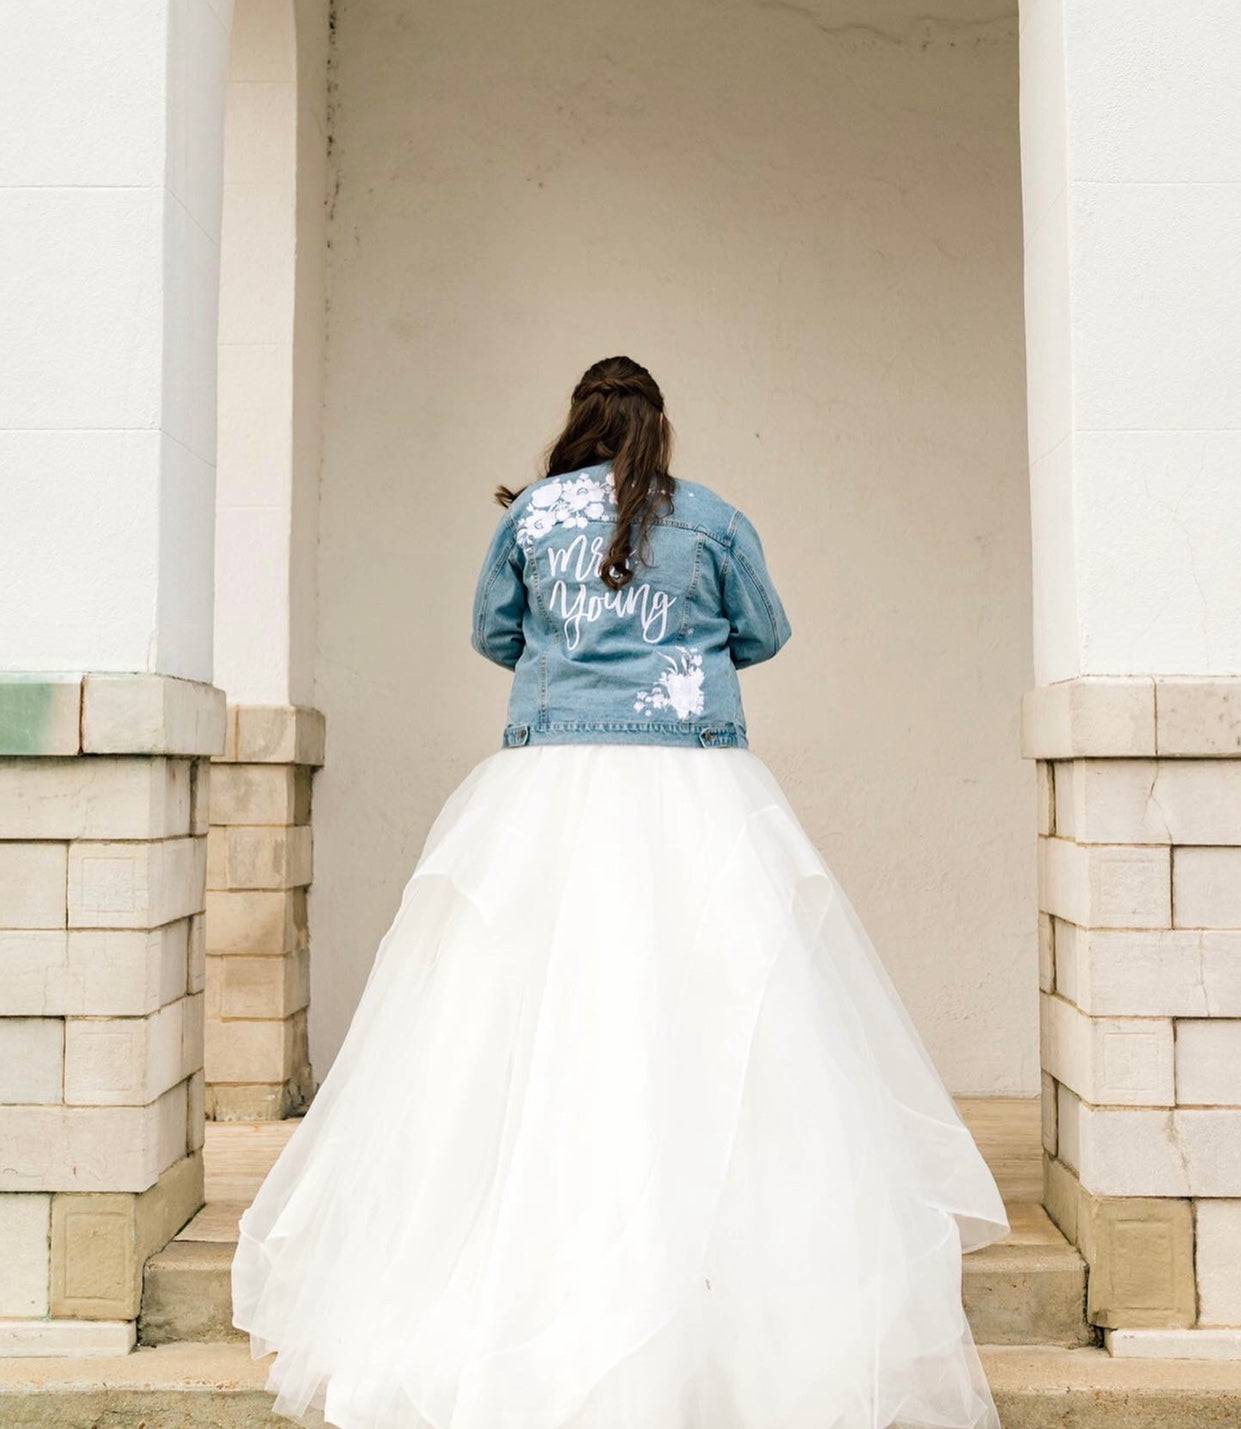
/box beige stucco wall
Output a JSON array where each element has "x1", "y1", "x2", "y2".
[{"x1": 311, "y1": 0, "x2": 1035, "y2": 1093}]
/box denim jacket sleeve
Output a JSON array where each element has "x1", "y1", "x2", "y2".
[
  {"x1": 722, "y1": 509, "x2": 792, "y2": 669},
  {"x1": 471, "y1": 510, "x2": 527, "y2": 670}
]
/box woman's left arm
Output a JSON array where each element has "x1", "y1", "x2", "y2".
[
  {"x1": 722, "y1": 508, "x2": 793, "y2": 669},
  {"x1": 471, "y1": 510, "x2": 528, "y2": 670}
]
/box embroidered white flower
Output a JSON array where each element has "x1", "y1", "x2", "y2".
[
  {"x1": 515, "y1": 472, "x2": 616, "y2": 547},
  {"x1": 633, "y1": 647, "x2": 705, "y2": 721}
]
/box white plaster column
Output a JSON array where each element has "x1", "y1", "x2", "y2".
[
  {"x1": 1019, "y1": 0, "x2": 1241, "y2": 1355},
  {"x1": 0, "y1": 1, "x2": 232, "y2": 1356},
  {"x1": 209, "y1": 0, "x2": 330, "y2": 1118}
]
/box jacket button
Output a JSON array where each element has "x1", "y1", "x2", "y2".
[{"x1": 700, "y1": 730, "x2": 717, "y2": 745}]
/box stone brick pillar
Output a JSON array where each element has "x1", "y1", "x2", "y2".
[
  {"x1": 1028, "y1": 677, "x2": 1241, "y2": 1357},
  {"x1": 205, "y1": 705, "x2": 324, "y2": 1120},
  {"x1": 0, "y1": 674, "x2": 224, "y2": 1355}
]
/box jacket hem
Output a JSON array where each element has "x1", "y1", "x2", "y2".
[{"x1": 502, "y1": 720, "x2": 748, "y2": 749}]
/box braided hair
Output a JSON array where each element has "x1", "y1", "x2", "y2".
[{"x1": 496, "y1": 356, "x2": 675, "y2": 590}]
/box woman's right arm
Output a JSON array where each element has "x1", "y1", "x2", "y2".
[{"x1": 471, "y1": 511, "x2": 528, "y2": 670}]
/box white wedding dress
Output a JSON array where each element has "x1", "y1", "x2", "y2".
[{"x1": 232, "y1": 744, "x2": 1009, "y2": 1429}]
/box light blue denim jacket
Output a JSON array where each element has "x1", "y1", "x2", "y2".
[{"x1": 471, "y1": 461, "x2": 791, "y2": 748}]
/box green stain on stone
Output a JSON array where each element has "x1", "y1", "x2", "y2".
[{"x1": 0, "y1": 676, "x2": 78, "y2": 755}]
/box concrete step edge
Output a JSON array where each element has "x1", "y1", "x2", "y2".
[
  {"x1": 3, "y1": 1340, "x2": 1238, "y2": 1395},
  {"x1": 965, "y1": 1243, "x2": 1087, "y2": 1273},
  {"x1": 151, "y1": 1234, "x2": 1088, "y2": 1274},
  {"x1": 979, "y1": 1343, "x2": 1241, "y2": 1394}
]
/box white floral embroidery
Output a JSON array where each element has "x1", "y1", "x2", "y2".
[
  {"x1": 515, "y1": 471, "x2": 616, "y2": 548},
  {"x1": 633, "y1": 646, "x2": 705, "y2": 721}
]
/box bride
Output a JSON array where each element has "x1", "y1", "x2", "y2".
[{"x1": 231, "y1": 353, "x2": 1010, "y2": 1429}]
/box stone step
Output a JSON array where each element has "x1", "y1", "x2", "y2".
[
  {"x1": 138, "y1": 1200, "x2": 1091, "y2": 1349},
  {"x1": 985, "y1": 1344, "x2": 1241, "y2": 1428},
  {"x1": 964, "y1": 1241, "x2": 1091, "y2": 1347},
  {"x1": 142, "y1": 1106, "x2": 1090, "y2": 1348},
  {"x1": 963, "y1": 1225, "x2": 1092, "y2": 1347},
  {"x1": 2, "y1": 1340, "x2": 1238, "y2": 1429},
  {"x1": 140, "y1": 1241, "x2": 240, "y2": 1346}
]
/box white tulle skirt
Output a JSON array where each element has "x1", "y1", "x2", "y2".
[{"x1": 232, "y1": 744, "x2": 1009, "y2": 1429}]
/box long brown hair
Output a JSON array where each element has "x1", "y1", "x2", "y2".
[{"x1": 495, "y1": 356, "x2": 675, "y2": 590}]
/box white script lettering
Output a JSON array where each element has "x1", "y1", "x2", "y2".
[{"x1": 546, "y1": 536, "x2": 676, "y2": 649}]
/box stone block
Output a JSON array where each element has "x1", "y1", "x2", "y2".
[
  {"x1": 1176, "y1": 1110, "x2": 1241, "y2": 1196},
  {"x1": 1038, "y1": 912, "x2": 1054, "y2": 993},
  {"x1": 0, "y1": 931, "x2": 69, "y2": 1015},
  {"x1": 1039, "y1": 837, "x2": 1171, "y2": 929},
  {"x1": 0, "y1": 1316, "x2": 134, "y2": 1355},
  {"x1": 1066, "y1": 927, "x2": 1241, "y2": 1017},
  {"x1": 1196, "y1": 1200, "x2": 1241, "y2": 1327},
  {"x1": 1176, "y1": 1020, "x2": 1241, "y2": 1104},
  {"x1": 1052, "y1": 917, "x2": 1078, "y2": 1003},
  {"x1": 293, "y1": 765, "x2": 313, "y2": 824},
  {"x1": 0, "y1": 1018, "x2": 64, "y2": 1104},
  {"x1": 1042, "y1": 1152, "x2": 1079, "y2": 1243},
  {"x1": 1041, "y1": 1070, "x2": 1057, "y2": 1154},
  {"x1": 204, "y1": 1014, "x2": 294, "y2": 1084},
  {"x1": 0, "y1": 1194, "x2": 50, "y2": 1316},
  {"x1": 0, "y1": 927, "x2": 187, "y2": 1018},
  {"x1": 205, "y1": 887, "x2": 306, "y2": 956},
  {"x1": 0, "y1": 1089, "x2": 187, "y2": 1192},
  {"x1": 1156, "y1": 678, "x2": 1241, "y2": 757},
  {"x1": 0, "y1": 756, "x2": 191, "y2": 840},
  {"x1": 159, "y1": 920, "x2": 193, "y2": 1006},
  {"x1": 207, "y1": 949, "x2": 310, "y2": 1020},
  {"x1": 1037, "y1": 761, "x2": 1055, "y2": 836},
  {"x1": 0, "y1": 675, "x2": 81, "y2": 756},
  {"x1": 187, "y1": 912, "x2": 206, "y2": 993},
  {"x1": 181, "y1": 990, "x2": 204, "y2": 1080},
  {"x1": 157, "y1": 1078, "x2": 189, "y2": 1173},
  {"x1": 186, "y1": 1069, "x2": 205, "y2": 1150},
  {"x1": 1106, "y1": 1327, "x2": 1241, "y2": 1359},
  {"x1": 63, "y1": 1000, "x2": 184, "y2": 1105},
  {"x1": 1053, "y1": 759, "x2": 1241, "y2": 846},
  {"x1": 219, "y1": 705, "x2": 239, "y2": 761},
  {"x1": 1051, "y1": 760, "x2": 1077, "y2": 839},
  {"x1": 1077, "y1": 1107, "x2": 1183, "y2": 1196},
  {"x1": 67, "y1": 836, "x2": 206, "y2": 929},
  {"x1": 290, "y1": 943, "x2": 311, "y2": 1015},
  {"x1": 1038, "y1": 838, "x2": 1078, "y2": 923},
  {"x1": 0, "y1": 842, "x2": 67, "y2": 928},
  {"x1": 288, "y1": 1008, "x2": 312, "y2": 1107},
  {"x1": 1040, "y1": 992, "x2": 1174, "y2": 1106},
  {"x1": 1056, "y1": 1082, "x2": 1081, "y2": 1173},
  {"x1": 1148, "y1": 762, "x2": 1241, "y2": 844},
  {"x1": 49, "y1": 1196, "x2": 131, "y2": 1320},
  {"x1": 1077, "y1": 1106, "x2": 1241, "y2": 1197},
  {"x1": 81, "y1": 674, "x2": 226, "y2": 757},
  {"x1": 1077, "y1": 1194, "x2": 1195, "y2": 1329},
  {"x1": 205, "y1": 1080, "x2": 291, "y2": 1121},
  {"x1": 1022, "y1": 678, "x2": 1156, "y2": 760},
  {"x1": 206, "y1": 823, "x2": 312, "y2": 891},
  {"x1": 1174, "y1": 847, "x2": 1241, "y2": 928},
  {"x1": 231, "y1": 705, "x2": 325, "y2": 766},
  {"x1": 48, "y1": 1148, "x2": 202, "y2": 1320},
  {"x1": 189, "y1": 757, "x2": 211, "y2": 835},
  {"x1": 208, "y1": 763, "x2": 300, "y2": 825}
]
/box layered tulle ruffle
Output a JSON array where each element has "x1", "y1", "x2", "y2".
[{"x1": 232, "y1": 744, "x2": 1009, "y2": 1429}]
